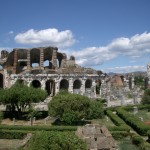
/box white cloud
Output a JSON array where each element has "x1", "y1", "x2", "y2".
[
  {"x1": 71, "y1": 32, "x2": 150, "y2": 67},
  {"x1": 104, "y1": 65, "x2": 146, "y2": 73},
  {"x1": 15, "y1": 28, "x2": 75, "y2": 48},
  {"x1": 9, "y1": 31, "x2": 14, "y2": 34}
]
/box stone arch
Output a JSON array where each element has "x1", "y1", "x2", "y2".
[
  {"x1": 31, "y1": 80, "x2": 41, "y2": 88},
  {"x1": 60, "y1": 79, "x2": 69, "y2": 91},
  {"x1": 16, "y1": 79, "x2": 27, "y2": 85},
  {"x1": 45, "y1": 80, "x2": 55, "y2": 96},
  {"x1": 0, "y1": 73, "x2": 3, "y2": 88},
  {"x1": 85, "y1": 79, "x2": 92, "y2": 88},
  {"x1": 73, "y1": 79, "x2": 81, "y2": 94}
]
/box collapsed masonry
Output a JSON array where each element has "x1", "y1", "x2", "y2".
[
  {"x1": 0, "y1": 46, "x2": 104, "y2": 98},
  {"x1": 76, "y1": 124, "x2": 116, "y2": 150}
]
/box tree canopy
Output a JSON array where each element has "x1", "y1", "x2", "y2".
[
  {"x1": 48, "y1": 91, "x2": 104, "y2": 125},
  {"x1": 142, "y1": 88, "x2": 150, "y2": 104},
  {"x1": 0, "y1": 83, "x2": 48, "y2": 115}
]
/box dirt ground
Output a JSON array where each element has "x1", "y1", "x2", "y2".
[{"x1": 0, "y1": 139, "x2": 23, "y2": 150}]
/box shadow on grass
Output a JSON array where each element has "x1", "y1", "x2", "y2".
[{"x1": 52, "y1": 118, "x2": 91, "y2": 126}]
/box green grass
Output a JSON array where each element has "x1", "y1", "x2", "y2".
[
  {"x1": 91, "y1": 115, "x2": 115, "y2": 127},
  {"x1": 118, "y1": 138, "x2": 140, "y2": 150},
  {"x1": 129, "y1": 109, "x2": 150, "y2": 122}
]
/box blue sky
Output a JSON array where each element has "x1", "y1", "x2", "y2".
[{"x1": 0, "y1": 0, "x2": 150, "y2": 73}]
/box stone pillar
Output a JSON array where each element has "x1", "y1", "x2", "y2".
[
  {"x1": 68, "y1": 78, "x2": 73, "y2": 93},
  {"x1": 133, "y1": 91, "x2": 138, "y2": 104},
  {"x1": 92, "y1": 80, "x2": 96, "y2": 98},
  {"x1": 81, "y1": 79, "x2": 85, "y2": 95},
  {"x1": 27, "y1": 50, "x2": 31, "y2": 70},
  {"x1": 55, "y1": 81, "x2": 60, "y2": 95},
  {"x1": 40, "y1": 49, "x2": 44, "y2": 69},
  {"x1": 52, "y1": 49, "x2": 58, "y2": 69},
  {"x1": 41, "y1": 80, "x2": 45, "y2": 90},
  {"x1": 121, "y1": 94, "x2": 126, "y2": 106},
  {"x1": 13, "y1": 49, "x2": 18, "y2": 74},
  {"x1": 107, "y1": 95, "x2": 111, "y2": 107}
]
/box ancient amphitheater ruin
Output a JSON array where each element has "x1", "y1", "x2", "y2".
[{"x1": 0, "y1": 46, "x2": 104, "y2": 98}]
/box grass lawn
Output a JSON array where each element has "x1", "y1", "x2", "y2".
[
  {"x1": 129, "y1": 109, "x2": 150, "y2": 122},
  {"x1": 91, "y1": 115, "x2": 115, "y2": 127}
]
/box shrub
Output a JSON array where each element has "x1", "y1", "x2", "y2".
[
  {"x1": 0, "y1": 130, "x2": 26, "y2": 139},
  {"x1": 0, "y1": 125, "x2": 77, "y2": 131},
  {"x1": 87, "y1": 99, "x2": 104, "y2": 119},
  {"x1": 0, "y1": 111, "x2": 3, "y2": 123},
  {"x1": 116, "y1": 108, "x2": 150, "y2": 135},
  {"x1": 48, "y1": 92, "x2": 91, "y2": 125},
  {"x1": 26, "y1": 131, "x2": 87, "y2": 150},
  {"x1": 111, "y1": 131, "x2": 130, "y2": 140},
  {"x1": 132, "y1": 135, "x2": 144, "y2": 147}
]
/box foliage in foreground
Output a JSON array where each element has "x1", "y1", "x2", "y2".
[
  {"x1": 142, "y1": 89, "x2": 150, "y2": 105},
  {"x1": 25, "y1": 131, "x2": 87, "y2": 150},
  {"x1": 0, "y1": 83, "x2": 47, "y2": 118},
  {"x1": 48, "y1": 91, "x2": 104, "y2": 125}
]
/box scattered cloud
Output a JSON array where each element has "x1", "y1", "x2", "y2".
[
  {"x1": 8, "y1": 31, "x2": 14, "y2": 34},
  {"x1": 103, "y1": 65, "x2": 146, "y2": 73},
  {"x1": 15, "y1": 28, "x2": 75, "y2": 48},
  {"x1": 71, "y1": 32, "x2": 150, "y2": 67}
]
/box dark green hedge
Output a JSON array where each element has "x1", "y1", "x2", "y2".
[
  {"x1": 116, "y1": 108, "x2": 150, "y2": 135},
  {"x1": 111, "y1": 131, "x2": 130, "y2": 140},
  {"x1": 0, "y1": 130, "x2": 27, "y2": 139},
  {"x1": 132, "y1": 135, "x2": 144, "y2": 147},
  {"x1": 105, "y1": 110, "x2": 127, "y2": 126},
  {"x1": 0, "y1": 125, "x2": 77, "y2": 132},
  {"x1": 108, "y1": 125, "x2": 130, "y2": 132}
]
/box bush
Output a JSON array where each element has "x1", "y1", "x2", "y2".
[
  {"x1": 87, "y1": 99, "x2": 104, "y2": 119},
  {"x1": 0, "y1": 111, "x2": 3, "y2": 123},
  {"x1": 132, "y1": 135, "x2": 144, "y2": 147},
  {"x1": 116, "y1": 108, "x2": 150, "y2": 135},
  {"x1": 105, "y1": 110, "x2": 127, "y2": 126},
  {"x1": 108, "y1": 125, "x2": 130, "y2": 132},
  {"x1": 111, "y1": 131, "x2": 130, "y2": 140},
  {"x1": 26, "y1": 131, "x2": 87, "y2": 150},
  {"x1": 0, "y1": 125, "x2": 77, "y2": 131},
  {"x1": 0, "y1": 130, "x2": 26, "y2": 139},
  {"x1": 48, "y1": 92, "x2": 91, "y2": 125}
]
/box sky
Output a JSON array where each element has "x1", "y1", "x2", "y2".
[{"x1": 0, "y1": 0, "x2": 150, "y2": 73}]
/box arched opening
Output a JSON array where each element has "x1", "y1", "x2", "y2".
[
  {"x1": 60, "y1": 79, "x2": 69, "y2": 91},
  {"x1": 31, "y1": 80, "x2": 41, "y2": 88},
  {"x1": 30, "y1": 48, "x2": 40, "y2": 68},
  {"x1": 0, "y1": 73, "x2": 3, "y2": 89},
  {"x1": 16, "y1": 79, "x2": 24, "y2": 85},
  {"x1": 31, "y1": 63, "x2": 39, "y2": 68},
  {"x1": 73, "y1": 79, "x2": 81, "y2": 94},
  {"x1": 85, "y1": 79, "x2": 92, "y2": 88},
  {"x1": 45, "y1": 80, "x2": 55, "y2": 96}
]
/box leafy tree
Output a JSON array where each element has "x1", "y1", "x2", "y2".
[
  {"x1": 0, "y1": 83, "x2": 47, "y2": 117},
  {"x1": 26, "y1": 131, "x2": 87, "y2": 150},
  {"x1": 87, "y1": 99, "x2": 104, "y2": 119},
  {"x1": 48, "y1": 91, "x2": 91, "y2": 125},
  {"x1": 142, "y1": 89, "x2": 150, "y2": 104},
  {"x1": 134, "y1": 75, "x2": 144, "y2": 89}
]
